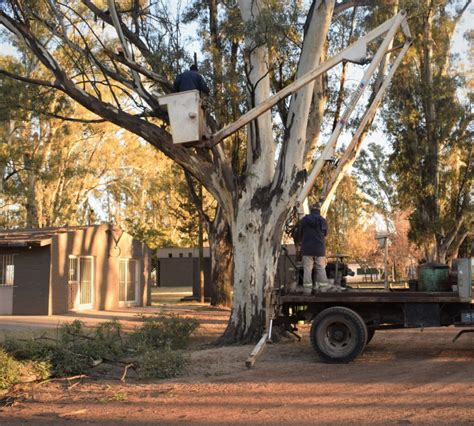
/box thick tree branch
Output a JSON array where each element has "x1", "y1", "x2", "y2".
[{"x1": 0, "y1": 9, "x2": 229, "y2": 209}]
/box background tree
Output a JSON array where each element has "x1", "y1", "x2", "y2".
[{"x1": 382, "y1": 0, "x2": 472, "y2": 263}]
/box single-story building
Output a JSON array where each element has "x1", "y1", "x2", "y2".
[
  {"x1": 0, "y1": 224, "x2": 151, "y2": 315},
  {"x1": 156, "y1": 245, "x2": 297, "y2": 300}
]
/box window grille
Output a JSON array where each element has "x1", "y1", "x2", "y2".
[
  {"x1": 69, "y1": 257, "x2": 78, "y2": 282},
  {"x1": 0, "y1": 254, "x2": 15, "y2": 286},
  {"x1": 119, "y1": 259, "x2": 137, "y2": 303}
]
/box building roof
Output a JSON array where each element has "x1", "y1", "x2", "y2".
[{"x1": 0, "y1": 226, "x2": 91, "y2": 247}]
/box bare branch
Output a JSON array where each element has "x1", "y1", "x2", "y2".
[
  {"x1": 0, "y1": 8, "x2": 226, "y2": 203},
  {"x1": 0, "y1": 68, "x2": 58, "y2": 88},
  {"x1": 334, "y1": 0, "x2": 375, "y2": 14},
  {"x1": 15, "y1": 105, "x2": 106, "y2": 123},
  {"x1": 104, "y1": 48, "x2": 173, "y2": 92},
  {"x1": 81, "y1": 0, "x2": 153, "y2": 61}
]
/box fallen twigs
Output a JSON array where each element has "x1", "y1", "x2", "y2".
[
  {"x1": 120, "y1": 363, "x2": 136, "y2": 383},
  {"x1": 38, "y1": 374, "x2": 88, "y2": 386}
]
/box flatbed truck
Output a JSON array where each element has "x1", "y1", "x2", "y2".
[{"x1": 269, "y1": 259, "x2": 473, "y2": 363}]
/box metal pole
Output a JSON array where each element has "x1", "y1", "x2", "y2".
[
  {"x1": 297, "y1": 12, "x2": 407, "y2": 208},
  {"x1": 319, "y1": 40, "x2": 411, "y2": 216},
  {"x1": 384, "y1": 237, "x2": 389, "y2": 290},
  {"x1": 198, "y1": 184, "x2": 205, "y2": 303}
]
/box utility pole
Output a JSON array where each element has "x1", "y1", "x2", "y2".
[
  {"x1": 198, "y1": 183, "x2": 205, "y2": 303},
  {"x1": 384, "y1": 236, "x2": 389, "y2": 290},
  {"x1": 376, "y1": 234, "x2": 390, "y2": 290}
]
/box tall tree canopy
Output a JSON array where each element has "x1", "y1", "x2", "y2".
[{"x1": 381, "y1": 0, "x2": 472, "y2": 262}]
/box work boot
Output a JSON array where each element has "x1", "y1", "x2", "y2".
[
  {"x1": 319, "y1": 283, "x2": 331, "y2": 293},
  {"x1": 303, "y1": 282, "x2": 313, "y2": 295}
]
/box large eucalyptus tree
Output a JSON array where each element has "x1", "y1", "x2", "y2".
[{"x1": 0, "y1": 0, "x2": 340, "y2": 342}]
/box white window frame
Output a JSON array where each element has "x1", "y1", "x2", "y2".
[
  {"x1": 118, "y1": 258, "x2": 139, "y2": 306},
  {"x1": 0, "y1": 254, "x2": 15, "y2": 286},
  {"x1": 68, "y1": 255, "x2": 94, "y2": 309}
]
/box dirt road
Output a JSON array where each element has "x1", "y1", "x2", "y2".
[{"x1": 1, "y1": 305, "x2": 473, "y2": 425}]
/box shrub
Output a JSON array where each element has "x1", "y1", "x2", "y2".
[
  {"x1": 93, "y1": 320, "x2": 124, "y2": 360},
  {"x1": 52, "y1": 320, "x2": 125, "y2": 376},
  {"x1": 2, "y1": 336, "x2": 56, "y2": 361},
  {"x1": 0, "y1": 349, "x2": 50, "y2": 390},
  {"x1": 139, "y1": 347, "x2": 189, "y2": 379},
  {"x1": 2, "y1": 320, "x2": 125, "y2": 377},
  {"x1": 25, "y1": 360, "x2": 51, "y2": 382},
  {"x1": 0, "y1": 349, "x2": 20, "y2": 390},
  {"x1": 129, "y1": 314, "x2": 199, "y2": 351}
]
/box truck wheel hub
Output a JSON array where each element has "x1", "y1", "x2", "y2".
[{"x1": 328, "y1": 324, "x2": 349, "y2": 342}]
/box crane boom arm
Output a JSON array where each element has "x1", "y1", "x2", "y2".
[
  {"x1": 295, "y1": 12, "x2": 411, "y2": 212},
  {"x1": 208, "y1": 11, "x2": 410, "y2": 148}
]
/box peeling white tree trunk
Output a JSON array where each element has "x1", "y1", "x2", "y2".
[
  {"x1": 225, "y1": 213, "x2": 283, "y2": 342},
  {"x1": 239, "y1": 0, "x2": 274, "y2": 186},
  {"x1": 222, "y1": 0, "x2": 335, "y2": 342}
]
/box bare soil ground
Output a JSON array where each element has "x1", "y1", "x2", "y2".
[{"x1": 1, "y1": 299, "x2": 474, "y2": 425}]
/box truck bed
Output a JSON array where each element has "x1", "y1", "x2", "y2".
[{"x1": 279, "y1": 290, "x2": 471, "y2": 304}]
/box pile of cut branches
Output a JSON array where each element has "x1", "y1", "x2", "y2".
[{"x1": 0, "y1": 314, "x2": 199, "y2": 394}]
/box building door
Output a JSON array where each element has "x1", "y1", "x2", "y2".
[
  {"x1": 79, "y1": 257, "x2": 93, "y2": 308},
  {"x1": 69, "y1": 256, "x2": 94, "y2": 310},
  {"x1": 0, "y1": 254, "x2": 15, "y2": 315},
  {"x1": 119, "y1": 259, "x2": 137, "y2": 306}
]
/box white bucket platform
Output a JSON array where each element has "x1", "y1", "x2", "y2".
[{"x1": 158, "y1": 90, "x2": 205, "y2": 144}]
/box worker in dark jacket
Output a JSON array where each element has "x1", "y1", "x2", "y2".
[
  {"x1": 300, "y1": 202, "x2": 328, "y2": 291},
  {"x1": 173, "y1": 64, "x2": 210, "y2": 95}
]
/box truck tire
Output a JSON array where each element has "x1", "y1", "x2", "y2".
[{"x1": 310, "y1": 306, "x2": 368, "y2": 363}]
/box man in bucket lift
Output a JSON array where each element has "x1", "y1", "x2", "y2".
[
  {"x1": 173, "y1": 64, "x2": 210, "y2": 96},
  {"x1": 173, "y1": 64, "x2": 211, "y2": 140}
]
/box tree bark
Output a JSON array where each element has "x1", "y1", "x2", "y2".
[
  {"x1": 222, "y1": 209, "x2": 285, "y2": 343},
  {"x1": 209, "y1": 208, "x2": 233, "y2": 307}
]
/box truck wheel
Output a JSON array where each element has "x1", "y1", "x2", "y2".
[{"x1": 310, "y1": 306, "x2": 368, "y2": 363}]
